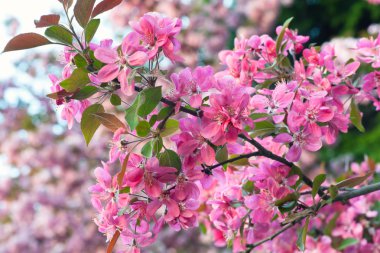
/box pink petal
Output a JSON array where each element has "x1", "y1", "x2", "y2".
[
  {"x1": 201, "y1": 122, "x2": 220, "y2": 139},
  {"x1": 147, "y1": 199, "x2": 162, "y2": 217},
  {"x1": 128, "y1": 51, "x2": 148, "y2": 66},
  {"x1": 201, "y1": 144, "x2": 216, "y2": 166},
  {"x1": 189, "y1": 94, "x2": 202, "y2": 108},
  {"x1": 286, "y1": 144, "x2": 301, "y2": 162},
  {"x1": 273, "y1": 133, "x2": 293, "y2": 143},
  {"x1": 97, "y1": 63, "x2": 120, "y2": 82},
  {"x1": 94, "y1": 47, "x2": 118, "y2": 64}
]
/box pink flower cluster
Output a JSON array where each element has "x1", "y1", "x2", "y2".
[
  {"x1": 356, "y1": 33, "x2": 380, "y2": 109},
  {"x1": 40, "y1": 8, "x2": 380, "y2": 253}
]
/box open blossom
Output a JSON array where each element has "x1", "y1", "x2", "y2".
[
  {"x1": 356, "y1": 33, "x2": 380, "y2": 68},
  {"x1": 250, "y1": 81, "x2": 295, "y2": 123},
  {"x1": 130, "y1": 12, "x2": 182, "y2": 61},
  {"x1": 95, "y1": 34, "x2": 148, "y2": 95},
  {"x1": 166, "y1": 198, "x2": 200, "y2": 231},
  {"x1": 167, "y1": 66, "x2": 214, "y2": 108},
  {"x1": 172, "y1": 117, "x2": 215, "y2": 168},
  {"x1": 274, "y1": 126, "x2": 322, "y2": 162},
  {"x1": 287, "y1": 97, "x2": 334, "y2": 134},
  {"x1": 89, "y1": 162, "x2": 129, "y2": 210},
  {"x1": 125, "y1": 155, "x2": 177, "y2": 197},
  {"x1": 201, "y1": 84, "x2": 252, "y2": 145}
]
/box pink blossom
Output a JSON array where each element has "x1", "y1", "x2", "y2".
[
  {"x1": 172, "y1": 117, "x2": 215, "y2": 168},
  {"x1": 94, "y1": 34, "x2": 148, "y2": 95},
  {"x1": 130, "y1": 12, "x2": 182, "y2": 61},
  {"x1": 201, "y1": 85, "x2": 252, "y2": 145},
  {"x1": 168, "y1": 66, "x2": 214, "y2": 108},
  {"x1": 356, "y1": 33, "x2": 380, "y2": 68},
  {"x1": 274, "y1": 127, "x2": 322, "y2": 162},
  {"x1": 125, "y1": 155, "x2": 177, "y2": 197}
]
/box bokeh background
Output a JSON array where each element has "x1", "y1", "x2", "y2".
[{"x1": 1, "y1": 0, "x2": 380, "y2": 252}]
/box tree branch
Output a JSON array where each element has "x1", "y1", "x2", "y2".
[
  {"x1": 203, "y1": 151, "x2": 261, "y2": 173},
  {"x1": 133, "y1": 84, "x2": 320, "y2": 194},
  {"x1": 245, "y1": 182, "x2": 380, "y2": 252},
  {"x1": 245, "y1": 221, "x2": 297, "y2": 252},
  {"x1": 237, "y1": 133, "x2": 322, "y2": 196},
  {"x1": 333, "y1": 182, "x2": 380, "y2": 203}
]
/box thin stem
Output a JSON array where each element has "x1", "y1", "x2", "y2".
[
  {"x1": 245, "y1": 182, "x2": 380, "y2": 252},
  {"x1": 157, "y1": 107, "x2": 175, "y2": 131},
  {"x1": 204, "y1": 151, "x2": 261, "y2": 172},
  {"x1": 237, "y1": 134, "x2": 322, "y2": 196},
  {"x1": 245, "y1": 222, "x2": 296, "y2": 252}
]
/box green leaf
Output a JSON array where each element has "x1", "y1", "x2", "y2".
[
  {"x1": 274, "y1": 192, "x2": 300, "y2": 206},
  {"x1": 85, "y1": 19, "x2": 100, "y2": 43},
  {"x1": 312, "y1": 174, "x2": 326, "y2": 198},
  {"x1": 136, "y1": 120, "x2": 151, "y2": 137},
  {"x1": 141, "y1": 140, "x2": 153, "y2": 158},
  {"x1": 81, "y1": 104, "x2": 105, "y2": 145},
  {"x1": 71, "y1": 86, "x2": 98, "y2": 100},
  {"x1": 229, "y1": 154, "x2": 249, "y2": 166},
  {"x1": 160, "y1": 119, "x2": 179, "y2": 137},
  {"x1": 250, "y1": 113, "x2": 269, "y2": 120},
  {"x1": 157, "y1": 149, "x2": 182, "y2": 171},
  {"x1": 350, "y1": 100, "x2": 365, "y2": 132},
  {"x1": 141, "y1": 137, "x2": 163, "y2": 158},
  {"x1": 199, "y1": 223, "x2": 207, "y2": 235},
  {"x1": 250, "y1": 120, "x2": 275, "y2": 138},
  {"x1": 149, "y1": 115, "x2": 158, "y2": 126},
  {"x1": 45, "y1": 25, "x2": 73, "y2": 45},
  {"x1": 119, "y1": 186, "x2": 130, "y2": 194},
  {"x1": 276, "y1": 17, "x2": 294, "y2": 54},
  {"x1": 242, "y1": 180, "x2": 255, "y2": 194},
  {"x1": 2, "y1": 33, "x2": 52, "y2": 53},
  {"x1": 157, "y1": 107, "x2": 173, "y2": 120},
  {"x1": 74, "y1": 0, "x2": 96, "y2": 27},
  {"x1": 60, "y1": 68, "x2": 90, "y2": 92},
  {"x1": 296, "y1": 216, "x2": 310, "y2": 251},
  {"x1": 337, "y1": 238, "x2": 359, "y2": 250},
  {"x1": 328, "y1": 185, "x2": 338, "y2": 199},
  {"x1": 73, "y1": 54, "x2": 88, "y2": 69},
  {"x1": 137, "y1": 87, "x2": 162, "y2": 117},
  {"x1": 125, "y1": 94, "x2": 141, "y2": 130},
  {"x1": 152, "y1": 137, "x2": 163, "y2": 155},
  {"x1": 88, "y1": 50, "x2": 104, "y2": 70},
  {"x1": 215, "y1": 146, "x2": 228, "y2": 163},
  {"x1": 110, "y1": 94, "x2": 121, "y2": 106},
  {"x1": 278, "y1": 200, "x2": 297, "y2": 214}
]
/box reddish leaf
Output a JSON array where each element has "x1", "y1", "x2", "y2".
[
  {"x1": 117, "y1": 153, "x2": 130, "y2": 187},
  {"x1": 91, "y1": 0, "x2": 123, "y2": 18},
  {"x1": 34, "y1": 14, "x2": 60, "y2": 28},
  {"x1": 74, "y1": 0, "x2": 96, "y2": 27},
  {"x1": 92, "y1": 112, "x2": 126, "y2": 132},
  {"x1": 46, "y1": 90, "x2": 72, "y2": 100},
  {"x1": 336, "y1": 172, "x2": 373, "y2": 189},
  {"x1": 2, "y1": 33, "x2": 51, "y2": 53},
  {"x1": 58, "y1": 0, "x2": 74, "y2": 9},
  {"x1": 106, "y1": 230, "x2": 120, "y2": 253}
]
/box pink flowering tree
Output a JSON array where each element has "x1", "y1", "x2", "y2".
[{"x1": 3, "y1": 1, "x2": 380, "y2": 252}]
